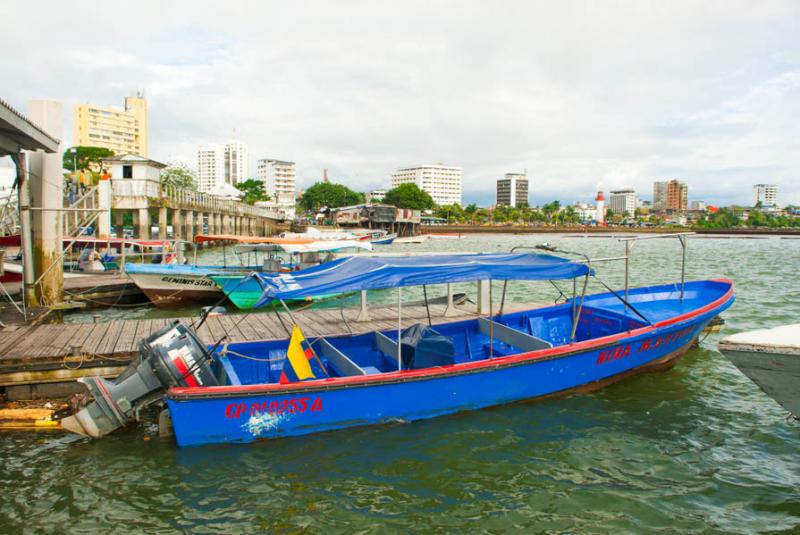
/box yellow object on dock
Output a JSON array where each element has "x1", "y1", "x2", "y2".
[{"x1": 0, "y1": 407, "x2": 60, "y2": 430}]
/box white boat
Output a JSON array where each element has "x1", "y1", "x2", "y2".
[
  {"x1": 425, "y1": 232, "x2": 465, "y2": 240},
  {"x1": 279, "y1": 228, "x2": 366, "y2": 241},
  {"x1": 719, "y1": 324, "x2": 800, "y2": 418},
  {"x1": 126, "y1": 235, "x2": 371, "y2": 307}
]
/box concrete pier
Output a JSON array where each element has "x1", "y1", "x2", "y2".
[{"x1": 99, "y1": 155, "x2": 281, "y2": 242}]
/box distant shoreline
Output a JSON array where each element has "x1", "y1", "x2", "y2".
[{"x1": 420, "y1": 225, "x2": 800, "y2": 236}]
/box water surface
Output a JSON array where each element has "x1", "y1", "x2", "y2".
[{"x1": 4, "y1": 233, "x2": 799, "y2": 532}]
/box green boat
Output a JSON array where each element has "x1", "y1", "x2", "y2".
[{"x1": 211, "y1": 240, "x2": 373, "y2": 309}]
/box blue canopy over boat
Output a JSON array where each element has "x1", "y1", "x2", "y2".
[{"x1": 254, "y1": 253, "x2": 590, "y2": 307}]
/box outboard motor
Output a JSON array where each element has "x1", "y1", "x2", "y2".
[{"x1": 62, "y1": 321, "x2": 219, "y2": 438}]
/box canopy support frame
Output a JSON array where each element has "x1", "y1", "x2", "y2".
[{"x1": 397, "y1": 286, "x2": 402, "y2": 371}]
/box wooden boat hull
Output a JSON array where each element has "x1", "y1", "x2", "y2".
[
  {"x1": 166, "y1": 280, "x2": 734, "y2": 446},
  {"x1": 130, "y1": 272, "x2": 224, "y2": 307}
]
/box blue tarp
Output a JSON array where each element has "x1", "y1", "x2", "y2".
[{"x1": 254, "y1": 253, "x2": 590, "y2": 307}]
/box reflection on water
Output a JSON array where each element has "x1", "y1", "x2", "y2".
[{"x1": 5, "y1": 233, "x2": 799, "y2": 532}]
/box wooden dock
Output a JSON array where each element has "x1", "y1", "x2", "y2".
[{"x1": 0, "y1": 302, "x2": 524, "y2": 398}]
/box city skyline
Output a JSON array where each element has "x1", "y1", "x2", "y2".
[{"x1": 1, "y1": 1, "x2": 798, "y2": 207}]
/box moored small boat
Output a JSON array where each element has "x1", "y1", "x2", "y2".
[
  {"x1": 124, "y1": 263, "x2": 258, "y2": 306},
  {"x1": 212, "y1": 239, "x2": 372, "y2": 309},
  {"x1": 63, "y1": 239, "x2": 735, "y2": 447},
  {"x1": 125, "y1": 235, "x2": 367, "y2": 307}
]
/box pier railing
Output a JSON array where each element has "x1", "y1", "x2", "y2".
[{"x1": 111, "y1": 179, "x2": 281, "y2": 219}]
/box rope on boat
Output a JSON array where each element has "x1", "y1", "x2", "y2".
[
  {"x1": 218, "y1": 347, "x2": 285, "y2": 363},
  {"x1": 62, "y1": 350, "x2": 139, "y2": 370}
]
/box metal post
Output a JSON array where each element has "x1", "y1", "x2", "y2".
[
  {"x1": 570, "y1": 272, "x2": 590, "y2": 342},
  {"x1": 489, "y1": 279, "x2": 493, "y2": 358},
  {"x1": 624, "y1": 240, "x2": 630, "y2": 303},
  {"x1": 443, "y1": 283, "x2": 457, "y2": 317},
  {"x1": 356, "y1": 289, "x2": 370, "y2": 321},
  {"x1": 397, "y1": 286, "x2": 402, "y2": 371},
  {"x1": 120, "y1": 240, "x2": 126, "y2": 274},
  {"x1": 572, "y1": 277, "x2": 577, "y2": 321},
  {"x1": 680, "y1": 235, "x2": 686, "y2": 300},
  {"x1": 499, "y1": 280, "x2": 508, "y2": 315},
  {"x1": 14, "y1": 152, "x2": 34, "y2": 311}
]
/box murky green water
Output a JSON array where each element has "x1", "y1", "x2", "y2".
[{"x1": 4, "y1": 234, "x2": 799, "y2": 533}]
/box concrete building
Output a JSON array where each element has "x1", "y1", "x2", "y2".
[
  {"x1": 573, "y1": 201, "x2": 597, "y2": 223},
  {"x1": 609, "y1": 189, "x2": 637, "y2": 217},
  {"x1": 257, "y1": 159, "x2": 295, "y2": 199},
  {"x1": 366, "y1": 189, "x2": 387, "y2": 203},
  {"x1": 496, "y1": 172, "x2": 528, "y2": 207},
  {"x1": 391, "y1": 164, "x2": 462, "y2": 206},
  {"x1": 256, "y1": 193, "x2": 297, "y2": 221},
  {"x1": 223, "y1": 139, "x2": 248, "y2": 185},
  {"x1": 653, "y1": 179, "x2": 688, "y2": 211},
  {"x1": 72, "y1": 93, "x2": 148, "y2": 157},
  {"x1": 197, "y1": 145, "x2": 223, "y2": 193},
  {"x1": 690, "y1": 200, "x2": 707, "y2": 211},
  {"x1": 753, "y1": 184, "x2": 777, "y2": 207}
]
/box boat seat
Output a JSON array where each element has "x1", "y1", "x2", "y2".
[
  {"x1": 361, "y1": 366, "x2": 382, "y2": 375},
  {"x1": 477, "y1": 317, "x2": 553, "y2": 352},
  {"x1": 318, "y1": 338, "x2": 367, "y2": 377},
  {"x1": 216, "y1": 353, "x2": 242, "y2": 386},
  {"x1": 483, "y1": 341, "x2": 517, "y2": 357},
  {"x1": 375, "y1": 331, "x2": 398, "y2": 357}
]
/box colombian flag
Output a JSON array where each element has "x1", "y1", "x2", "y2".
[{"x1": 279, "y1": 326, "x2": 317, "y2": 384}]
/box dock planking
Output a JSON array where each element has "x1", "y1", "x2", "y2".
[{"x1": 0, "y1": 303, "x2": 534, "y2": 382}]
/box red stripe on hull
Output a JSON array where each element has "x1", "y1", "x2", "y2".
[{"x1": 170, "y1": 280, "x2": 734, "y2": 398}]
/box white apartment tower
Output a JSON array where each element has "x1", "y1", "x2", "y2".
[
  {"x1": 257, "y1": 159, "x2": 296, "y2": 200},
  {"x1": 390, "y1": 164, "x2": 462, "y2": 206},
  {"x1": 609, "y1": 189, "x2": 637, "y2": 217},
  {"x1": 223, "y1": 139, "x2": 248, "y2": 185},
  {"x1": 753, "y1": 184, "x2": 777, "y2": 207},
  {"x1": 496, "y1": 172, "x2": 529, "y2": 207},
  {"x1": 197, "y1": 145, "x2": 223, "y2": 193}
]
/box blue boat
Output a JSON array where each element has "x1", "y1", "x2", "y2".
[
  {"x1": 162, "y1": 252, "x2": 733, "y2": 447},
  {"x1": 61, "y1": 239, "x2": 734, "y2": 447}
]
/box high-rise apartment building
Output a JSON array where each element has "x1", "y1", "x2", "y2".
[
  {"x1": 609, "y1": 189, "x2": 637, "y2": 217},
  {"x1": 496, "y1": 172, "x2": 529, "y2": 207},
  {"x1": 72, "y1": 94, "x2": 148, "y2": 156},
  {"x1": 390, "y1": 164, "x2": 462, "y2": 206},
  {"x1": 257, "y1": 159, "x2": 296, "y2": 200},
  {"x1": 753, "y1": 184, "x2": 777, "y2": 207},
  {"x1": 197, "y1": 145, "x2": 223, "y2": 193},
  {"x1": 653, "y1": 179, "x2": 688, "y2": 211},
  {"x1": 223, "y1": 140, "x2": 248, "y2": 185}
]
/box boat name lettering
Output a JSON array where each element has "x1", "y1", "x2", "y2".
[
  {"x1": 595, "y1": 344, "x2": 631, "y2": 365},
  {"x1": 636, "y1": 326, "x2": 694, "y2": 354},
  {"x1": 160, "y1": 276, "x2": 215, "y2": 287},
  {"x1": 595, "y1": 326, "x2": 695, "y2": 365},
  {"x1": 225, "y1": 396, "x2": 322, "y2": 419}
]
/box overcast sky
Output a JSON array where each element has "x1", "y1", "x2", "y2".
[{"x1": 1, "y1": 1, "x2": 798, "y2": 206}]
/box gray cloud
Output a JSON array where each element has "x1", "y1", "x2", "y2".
[{"x1": 1, "y1": 0, "x2": 798, "y2": 206}]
